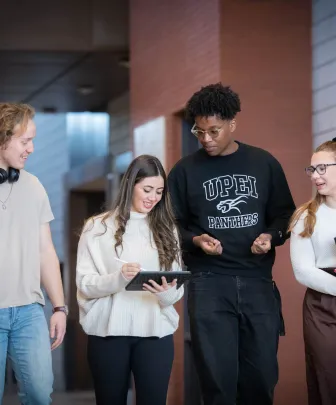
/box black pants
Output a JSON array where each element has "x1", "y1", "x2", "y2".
[
  {"x1": 87, "y1": 334, "x2": 174, "y2": 405},
  {"x1": 188, "y1": 272, "x2": 283, "y2": 405}
]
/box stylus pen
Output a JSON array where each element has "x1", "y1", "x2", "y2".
[{"x1": 114, "y1": 257, "x2": 149, "y2": 272}]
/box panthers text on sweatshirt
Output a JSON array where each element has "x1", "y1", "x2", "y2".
[{"x1": 168, "y1": 142, "x2": 296, "y2": 278}]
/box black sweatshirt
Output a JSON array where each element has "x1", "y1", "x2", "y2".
[{"x1": 168, "y1": 142, "x2": 296, "y2": 278}]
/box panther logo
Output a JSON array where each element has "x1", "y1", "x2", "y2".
[{"x1": 216, "y1": 196, "x2": 248, "y2": 214}]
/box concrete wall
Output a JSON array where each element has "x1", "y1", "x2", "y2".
[
  {"x1": 25, "y1": 113, "x2": 69, "y2": 262},
  {"x1": 24, "y1": 113, "x2": 69, "y2": 391},
  {"x1": 108, "y1": 92, "x2": 131, "y2": 156},
  {"x1": 313, "y1": 0, "x2": 336, "y2": 147}
]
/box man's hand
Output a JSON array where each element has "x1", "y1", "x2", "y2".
[
  {"x1": 40, "y1": 222, "x2": 67, "y2": 350},
  {"x1": 50, "y1": 312, "x2": 67, "y2": 350},
  {"x1": 251, "y1": 233, "x2": 272, "y2": 255},
  {"x1": 193, "y1": 234, "x2": 223, "y2": 255}
]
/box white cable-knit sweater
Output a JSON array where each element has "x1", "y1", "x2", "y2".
[
  {"x1": 290, "y1": 203, "x2": 336, "y2": 295},
  {"x1": 76, "y1": 211, "x2": 184, "y2": 338}
]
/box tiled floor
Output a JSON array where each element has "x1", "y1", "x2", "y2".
[
  {"x1": 3, "y1": 390, "x2": 134, "y2": 404},
  {"x1": 3, "y1": 391, "x2": 96, "y2": 405},
  {"x1": 3, "y1": 392, "x2": 95, "y2": 405}
]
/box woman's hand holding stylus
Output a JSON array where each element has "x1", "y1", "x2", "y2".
[{"x1": 121, "y1": 263, "x2": 141, "y2": 280}]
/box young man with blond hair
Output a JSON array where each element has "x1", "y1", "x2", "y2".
[{"x1": 0, "y1": 103, "x2": 67, "y2": 404}]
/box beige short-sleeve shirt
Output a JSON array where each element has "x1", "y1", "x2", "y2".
[{"x1": 0, "y1": 170, "x2": 54, "y2": 308}]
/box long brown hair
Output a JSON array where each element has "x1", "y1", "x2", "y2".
[
  {"x1": 100, "y1": 154, "x2": 180, "y2": 271},
  {"x1": 288, "y1": 139, "x2": 336, "y2": 237}
]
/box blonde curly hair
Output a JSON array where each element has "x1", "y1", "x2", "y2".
[{"x1": 0, "y1": 103, "x2": 35, "y2": 147}]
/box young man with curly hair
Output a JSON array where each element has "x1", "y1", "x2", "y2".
[
  {"x1": 0, "y1": 103, "x2": 67, "y2": 404},
  {"x1": 168, "y1": 84, "x2": 296, "y2": 405}
]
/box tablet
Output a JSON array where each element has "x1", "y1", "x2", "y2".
[{"x1": 125, "y1": 271, "x2": 191, "y2": 291}]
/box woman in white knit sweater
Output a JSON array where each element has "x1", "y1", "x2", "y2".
[
  {"x1": 76, "y1": 155, "x2": 184, "y2": 405},
  {"x1": 289, "y1": 138, "x2": 336, "y2": 405}
]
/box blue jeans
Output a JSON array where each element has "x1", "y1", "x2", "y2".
[{"x1": 0, "y1": 303, "x2": 53, "y2": 405}]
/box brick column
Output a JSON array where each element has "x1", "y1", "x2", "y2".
[
  {"x1": 219, "y1": 2, "x2": 312, "y2": 404},
  {"x1": 130, "y1": 1, "x2": 312, "y2": 404}
]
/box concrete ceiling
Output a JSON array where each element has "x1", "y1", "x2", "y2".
[
  {"x1": 0, "y1": 50, "x2": 129, "y2": 112},
  {"x1": 0, "y1": 0, "x2": 129, "y2": 112}
]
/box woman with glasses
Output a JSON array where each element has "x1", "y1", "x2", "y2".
[{"x1": 289, "y1": 138, "x2": 336, "y2": 405}]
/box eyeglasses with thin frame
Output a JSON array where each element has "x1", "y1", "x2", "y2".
[
  {"x1": 305, "y1": 163, "x2": 336, "y2": 177},
  {"x1": 191, "y1": 124, "x2": 224, "y2": 140}
]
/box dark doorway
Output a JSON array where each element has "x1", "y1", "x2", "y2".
[{"x1": 64, "y1": 189, "x2": 105, "y2": 392}]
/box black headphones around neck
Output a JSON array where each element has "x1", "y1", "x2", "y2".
[{"x1": 0, "y1": 168, "x2": 20, "y2": 184}]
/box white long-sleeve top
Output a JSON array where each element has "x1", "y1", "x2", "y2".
[
  {"x1": 76, "y1": 211, "x2": 184, "y2": 338},
  {"x1": 290, "y1": 203, "x2": 336, "y2": 295}
]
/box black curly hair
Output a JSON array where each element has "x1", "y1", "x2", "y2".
[{"x1": 185, "y1": 83, "x2": 241, "y2": 123}]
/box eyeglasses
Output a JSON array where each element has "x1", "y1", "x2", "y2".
[
  {"x1": 305, "y1": 163, "x2": 336, "y2": 176},
  {"x1": 191, "y1": 124, "x2": 224, "y2": 140}
]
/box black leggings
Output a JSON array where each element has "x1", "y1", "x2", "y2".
[{"x1": 87, "y1": 334, "x2": 174, "y2": 405}]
